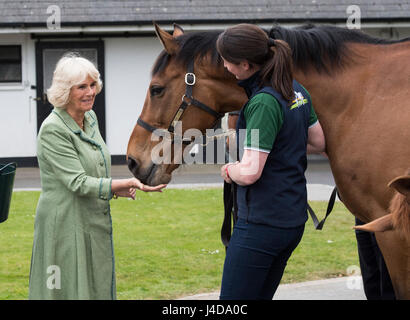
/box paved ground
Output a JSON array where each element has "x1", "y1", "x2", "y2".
[
  {"x1": 12, "y1": 160, "x2": 367, "y2": 300},
  {"x1": 179, "y1": 277, "x2": 366, "y2": 300}
]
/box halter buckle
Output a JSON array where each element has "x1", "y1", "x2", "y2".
[
  {"x1": 181, "y1": 94, "x2": 191, "y2": 104},
  {"x1": 185, "y1": 72, "x2": 196, "y2": 85}
]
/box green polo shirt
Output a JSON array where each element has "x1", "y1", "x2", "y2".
[{"x1": 244, "y1": 91, "x2": 318, "y2": 153}]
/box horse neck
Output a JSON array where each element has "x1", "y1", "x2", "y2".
[
  {"x1": 293, "y1": 68, "x2": 350, "y2": 118},
  {"x1": 198, "y1": 61, "x2": 247, "y2": 114},
  {"x1": 216, "y1": 40, "x2": 410, "y2": 116},
  {"x1": 222, "y1": 87, "x2": 248, "y2": 113},
  {"x1": 293, "y1": 41, "x2": 410, "y2": 129},
  {"x1": 212, "y1": 77, "x2": 248, "y2": 114}
]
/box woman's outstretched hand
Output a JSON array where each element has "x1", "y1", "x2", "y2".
[
  {"x1": 129, "y1": 178, "x2": 167, "y2": 193},
  {"x1": 111, "y1": 178, "x2": 167, "y2": 200},
  {"x1": 114, "y1": 188, "x2": 137, "y2": 200}
]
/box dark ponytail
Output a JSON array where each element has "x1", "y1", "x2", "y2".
[
  {"x1": 216, "y1": 24, "x2": 295, "y2": 103},
  {"x1": 261, "y1": 39, "x2": 294, "y2": 102}
]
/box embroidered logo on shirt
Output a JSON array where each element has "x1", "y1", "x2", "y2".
[{"x1": 290, "y1": 91, "x2": 308, "y2": 110}]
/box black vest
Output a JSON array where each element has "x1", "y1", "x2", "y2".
[{"x1": 236, "y1": 74, "x2": 312, "y2": 228}]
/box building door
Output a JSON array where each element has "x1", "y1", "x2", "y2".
[{"x1": 35, "y1": 41, "x2": 106, "y2": 140}]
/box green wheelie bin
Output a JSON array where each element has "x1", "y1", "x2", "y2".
[{"x1": 0, "y1": 163, "x2": 17, "y2": 223}]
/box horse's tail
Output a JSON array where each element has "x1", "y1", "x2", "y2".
[{"x1": 353, "y1": 171, "x2": 410, "y2": 241}]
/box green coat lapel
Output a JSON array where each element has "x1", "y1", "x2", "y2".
[{"x1": 52, "y1": 108, "x2": 100, "y2": 147}]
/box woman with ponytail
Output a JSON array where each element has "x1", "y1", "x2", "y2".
[{"x1": 216, "y1": 24, "x2": 326, "y2": 300}]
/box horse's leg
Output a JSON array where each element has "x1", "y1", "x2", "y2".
[{"x1": 375, "y1": 231, "x2": 410, "y2": 299}]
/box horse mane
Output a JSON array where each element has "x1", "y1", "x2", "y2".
[
  {"x1": 270, "y1": 24, "x2": 410, "y2": 74},
  {"x1": 152, "y1": 24, "x2": 410, "y2": 76}
]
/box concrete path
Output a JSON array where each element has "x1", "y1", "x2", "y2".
[{"x1": 179, "y1": 277, "x2": 366, "y2": 300}]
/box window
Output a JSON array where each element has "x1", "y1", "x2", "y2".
[{"x1": 0, "y1": 45, "x2": 22, "y2": 83}]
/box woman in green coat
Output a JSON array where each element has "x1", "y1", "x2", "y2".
[{"x1": 29, "y1": 54, "x2": 166, "y2": 300}]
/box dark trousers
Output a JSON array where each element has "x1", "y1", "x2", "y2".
[
  {"x1": 355, "y1": 218, "x2": 396, "y2": 300},
  {"x1": 220, "y1": 219, "x2": 304, "y2": 300}
]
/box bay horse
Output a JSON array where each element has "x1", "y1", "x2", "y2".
[{"x1": 127, "y1": 23, "x2": 410, "y2": 299}]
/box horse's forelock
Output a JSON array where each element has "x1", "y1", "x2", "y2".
[
  {"x1": 152, "y1": 31, "x2": 223, "y2": 76},
  {"x1": 152, "y1": 50, "x2": 170, "y2": 76}
]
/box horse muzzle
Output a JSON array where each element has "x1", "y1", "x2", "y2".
[{"x1": 127, "y1": 155, "x2": 171, "y2": 186}]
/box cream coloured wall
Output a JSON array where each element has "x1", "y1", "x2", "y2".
[
  {"x1": 0, "y1": 34, "x2": 37, "y2": 157},
  {"x1": 104, "y1": 36, "x2": 162, "y2": 155}
]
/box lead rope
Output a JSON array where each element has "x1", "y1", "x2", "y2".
[
  {"x1": 307, "y1": 186, "x2": 338, "y2": 230},
  {"x1": 197, "y1": 129, "x2": 236, "y2": 147},
  {"x1": 222, "y1": 185, "x2": 339, "y2": 249}
]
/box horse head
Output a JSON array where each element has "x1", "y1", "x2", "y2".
[{"x1": 127, "y1": 24, "x2": 247, "y2": 185}]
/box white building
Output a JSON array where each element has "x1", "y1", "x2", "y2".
[{"x1": 0, "y1": 0, "x2": 409, "y2": 166}]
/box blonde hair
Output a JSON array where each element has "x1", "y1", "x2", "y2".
[{"x1": 47, "y1": 53, "x2": 103, "y2": 108}]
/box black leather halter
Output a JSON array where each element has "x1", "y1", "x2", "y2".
[{"x1": 137, "y1": 60, "x2": 224, "y2": 145}]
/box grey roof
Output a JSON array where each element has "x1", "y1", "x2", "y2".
[{"x1": 1, "y1": 0, "x2": 409, "y2": 26}]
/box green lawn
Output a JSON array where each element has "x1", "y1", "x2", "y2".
[{"x1": 0, "y1": 189, "x2": 359, "y2": 300}]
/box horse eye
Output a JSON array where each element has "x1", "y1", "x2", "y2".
[{"x1": 150, "y1": 85, "x2": 165, "y2": 97}]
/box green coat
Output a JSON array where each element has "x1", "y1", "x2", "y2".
[{"x1": 29, "y1": 107, "x2": 115, "y2": 300}]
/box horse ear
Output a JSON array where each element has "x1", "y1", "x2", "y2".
[
  {"x1": 154, "y1": 23, "x2": 179, "y2": 55},
  {"x1": 388, "y1": 175, "x2": 410, "y2": 197},
  {"x1": 173, "y1": 24, "x2": 184, "y2": 37}
]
